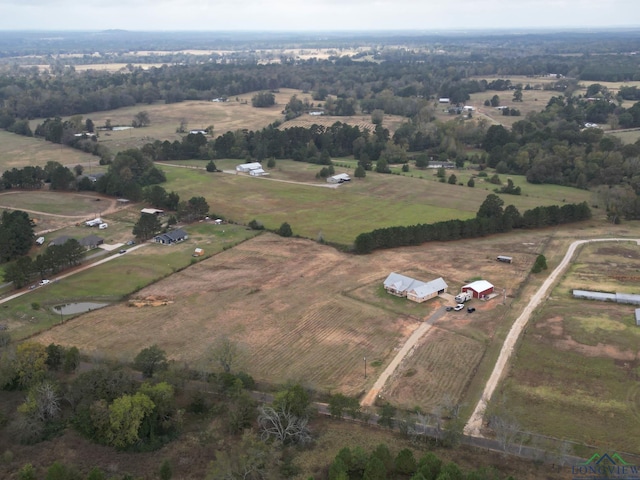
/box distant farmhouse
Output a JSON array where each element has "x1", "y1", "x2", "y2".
[
  {"x1": 383, "y1": 272, "x2": 448, "y2": 303},
  {"x1": 154, "y1": 228, "x2": 188, "y2": 245}
]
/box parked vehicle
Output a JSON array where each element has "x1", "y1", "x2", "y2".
[
  {"x1": 467, "y1": 307, "x2": 476, "y2": 313},
  {"x1": 38, "y1": 279, "x2": 50, "y2": 286},
  {"x1": 453, "y1": 304, "x2": 465, "y2": 311},
  {"x1": 454, "y1": 291, "x2": 473, "y2": 303},
  {"x1": 98, "y1": 223, "x2": 108, "y2": 229},
  {"x1": 119, "y1": 249, "x2": 126, "y2": 254},
  {"x1": 445, "y1": 306, "x2": 453, "y2": 311}
]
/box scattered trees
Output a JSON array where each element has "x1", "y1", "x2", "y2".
[
  {"x1": 133, "y1": 213, "x2": 162, "y2": 240},
  {"x1": 133, "y1": 344, "x2": 169, "y2": 378}
]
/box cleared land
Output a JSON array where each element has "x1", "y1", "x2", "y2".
[
  {"x1": 0, "y1": 131, "x2": 95, "y2": 170},
  {"x1": 497, "y1": 241, "x2": 640, "y2": 455},
  {"x1": 33, "y1": 230, "x2": 543, "y2": 404},
  {"x1": 160, "y1": 161, "x2": 593, "y2": 245}
]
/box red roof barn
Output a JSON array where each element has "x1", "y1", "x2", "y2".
[{"x1": 462, "y1": 280, "x2": 494, "y2": 299}]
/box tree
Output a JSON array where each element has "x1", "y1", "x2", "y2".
[
  {"x1": 132, "y1": 213, "x2": 162, "y2": 240},
  {"x1": 133, "y1": 344, "x2": 168, "y2": 378},
  {"x1": 209, "y1": 336, "x2": 238, "y2": 374},
  {"x1": 375, "y1": 158, "x2": 391, "y2": 174},
  {"x1": 394, "y1": 448, "x2": 417, "y2": 476},
  {"x1": 513, "y1": 89, "x2": 523, "y2": 102},
  {"x1": 447, "y1": 174, "x2": 457, "y2": 184},
  {"x1": 3, "y1": 256, "x2": 33, "y2": 289},
  {"x1": 251, "y1": 92, "x2": 276, "y2": 108},
  {"x1": 18, "y1": 380, "x2": 61, "y2": 423},
  {"x1": 277, "y1": 222, "x2": 293, "y2": 237},
  {"x1": 354, "y1": 165, "x2": 366, "y2": 178},
  {"x1": 490, "y1": 95, "x2": 500, "y2": 107},
  {"x1": 73, "y1": 164, "x2": 84, "y2": 176},
  {"x1": 177, "y1": 196, "x2": 209, "y2": 222},
  {"x1": 363, "y1": 456, "x2": 386, "y2": 480},
  {"x1": 207, "y1": 430, "x2": 273, "y2": 479},
  {"x1": 477, "y1": 194, "x2": 504, "y2": 219},
  {"x1": 206, "y1": 160, "x2": 217, "y2": 172},
  {"x1": 132, "y1": 111, "x2": 150, "y2": 128},
  {"x1": 531, "y1": 254, "x2": 548, "y2": 273},
  {"x1": 258, "y1": 404, "x2": 311, "y2": 445},
  {"x1": 378, "y1": 402, "x2": 396, "y2": 429},
  {"x1": 106, "y1": 392, "x2": 155, "y2": 448},
  {"x1": 15, "y1": 342, "x2": 48, "y2": 388},
  {"x1": 159, "y1": 460, "x2": 173, "y2": 480},
  {"x1": 273, "y1": 383, "x2": 311, "y2": 419},
  {"x1": 467, "y1": 178, "x2": 475, "y2": 187},
  {"x1": 371, "y1": 109, "x2": 384, "y2": 125},
  {"x1": 266, "y1": 157, "x2": 276, "y2": 168}
]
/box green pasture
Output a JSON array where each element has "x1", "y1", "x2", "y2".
[
  {"x1": 497, "y1": 242, "x2": 640, "y2": 455},
  {"x1": 0, "y1": 223, "x2": 258, "y2": 340},
  {"x1": 0, "y1": 192, "x2": 107, "y2": 217},
  {"x1": 160, "y1": 160, "x2": 591, "y2": 245}
]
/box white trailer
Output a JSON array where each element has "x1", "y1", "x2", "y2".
[{"x1": 455, "y1": 291, "x2": 473, "y2": 303}]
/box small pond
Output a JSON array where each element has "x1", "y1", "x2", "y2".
[{"x1": 52, "y1": 302, "x2": 109, "y2": 315}]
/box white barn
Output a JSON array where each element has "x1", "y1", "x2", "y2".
[
  {"x1": 236, "y1": 162, "x2": 263, "y2": 173},
  {"x1": 327, "y1": 173, "x2": 351, "y2": 184},
  {"x1": 249, "y1": 168, "x2": 268, "y2": 176}
]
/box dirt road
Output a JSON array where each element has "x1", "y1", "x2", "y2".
[
  {"x1": 464, "y1": 237, "x2": 640, "y2": 437},
  {"x1": 360, "y1": 307, "x2": 446, "y2": 407}
]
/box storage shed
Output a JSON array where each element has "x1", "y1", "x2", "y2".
[
  {"x1": 496, "y1": 256, "x2": 513, "y2": 264},
  {"x1": 235, "y1": 162, "x2": 263, "y2": 173},
  {"x1": 327, "y1": 173, "x2": 351, "y2": 184},
  {"x1": 462, "y1": 280, "x2": 494, "y2": 299}
]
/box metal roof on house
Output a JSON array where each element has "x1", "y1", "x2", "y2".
[
  {"x1": 155, "y1": 228, "x2": 188, "y2": 243},
  {"x1": 616, "y1": 293, "x2": 640, "y2": 305},
  {"x1": 636, "y1": 309, "x2": 640, "y2": 326},
  {"x1": 410, "y1": 277, "x2": 448, "y2": 298},
  {"x1": 463, "y1": 280, "x2": 494, "y2": 292},
  {"x1": 236, "y1": 162, "x2": 262, "y2": 171},
  {"x1": 79, "y1": 234, "x2": 103, "y2": 247},
  {"x1": 383, "y1": 272, "x2": 419, "y2": 294},
  {"x1": 49, "y1": 235, "x2": 72, "y2": 246},
  {"x1": 572, "y1": 290, "x2": 616, "y2": 301}
]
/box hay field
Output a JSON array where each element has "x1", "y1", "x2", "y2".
[
  {"x1": 279, "y1": 113, "x2": 407, "y2": 134},
  {"x1": 0, "y1": 131, "x2": 95, "y2": 170},
  {"x1": 34, "y1": 230, "x2": 537, "y2": 399},
  {"x1": 498, "y1": 240, "x2": 640, "y2": 454}
]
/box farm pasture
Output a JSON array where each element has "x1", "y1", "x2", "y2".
[
  {"x1": 33, "y1": 230, "x2": 539, "y2": 404},
  {"x1": 0, "y1": 131, "x2": 95, "y2": 170},
  {"x1": 608, "y1": 128, "x2": 640, "y2": 144},
  {"x1": 498, "y1": 241, "x2": 640, "y2": 455},
  {"x1": 159, "y1": 161, "x2": 592, "y2": 245}
]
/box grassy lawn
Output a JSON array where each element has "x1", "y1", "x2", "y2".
[
  {"x1": 160, "y1": 161, "x2": 591, "y2": 246},
  {"x1": 608, "y1": 128, "x2": 640, "y2": 144}
]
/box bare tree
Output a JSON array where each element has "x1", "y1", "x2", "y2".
[
  {"x1": 490, "y1": 414, "x2": 521, "y2": 453},
  {"x1": 209, "y1": 336, "x2": 239, "y2": 373},
  {"x1": 258, "y1": 405, "x2": 311, "y2": 445}
]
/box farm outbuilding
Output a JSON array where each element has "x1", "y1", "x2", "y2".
[
  {"x1": 407, "y1": 277, "x2": 448, "y2": 303},
  {"x1": 249, "y1": 168, "x2": 268, "y2": 176},
  {"x1": 327, "y1": 173, "x2": 351, "y2": 184},
  {"x1": 496, "y1": 256, "x2": 513, "y2": 264},
  {"x1": 154, "y1": 228, "x2": 188, "y2": 245},
  {"x1": 235, "y1": 162, "x2": 262, "y2": 173},
  {"x1": 141, "y1": 208, "x2": 164, "y2": 216},
  {"x1": 636, "y1": 309, "x2": 640, "y2": 327},
  {"x1": 462, "y1": 280, "x2": 494, "y2": 299},
  {"x1": 573, "y1": 289, "x2": 640, "y2": 305}
]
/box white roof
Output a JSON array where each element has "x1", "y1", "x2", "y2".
[
  {"x1": 463, "y1": 280, "x2": 494, "y2": 292},
  {"x1": 236, "y1": 162, "x2": 262, "y2": 170},
  {"x1": 331, "y1": 173, "x2": 351, "y2": 180},
  {"x1": 141, "y1": 208, "x2": 164, "y2": 215},
  {"x1": 250, "y1": 168, "x2": 266, "y2": 175},
  {"x1": 410, "y1": 277, "x2": 448, "y2": 298},
  {"x1": 383, "y1": 272, "x2": 418, "y2": 294}
]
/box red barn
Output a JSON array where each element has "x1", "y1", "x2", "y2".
[{"x1": 462, "y1": 280, "x2": 494, "y2": 299}]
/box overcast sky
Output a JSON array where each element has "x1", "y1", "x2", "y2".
[{"x1": 1, "y1": 0, "x2": 639, "y2": 31}]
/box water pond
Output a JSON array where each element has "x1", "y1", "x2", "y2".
[{"x1": 52, "y1": 302, "x2": 109, "y2": 315}]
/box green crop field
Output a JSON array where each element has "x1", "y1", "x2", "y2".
[{"x1": 497, "y1": 241, "x2": 640, "y2": 455}]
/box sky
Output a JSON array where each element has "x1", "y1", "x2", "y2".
[{"x1": 0, "y1": 0, "x2": 639, "y2": 31}]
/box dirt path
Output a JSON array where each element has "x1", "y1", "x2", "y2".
[
  {"x1": 0, "y1": 191, "x2": 123, "y2": 219},
  {"x1": 360, "y1": 307, "x2": 446, "y2": 407},
  {"x1": 463, "y1": 237, "x2": 640, "y2": 437}
]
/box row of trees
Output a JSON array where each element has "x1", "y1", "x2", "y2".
[
  {"x1": 0, "y1": 210, "x2": 34, "y2": 263},
  {"x1": 354, "y1": 195, "x2": 591, "y2": 254},
  {"x1": 1, "y1": 161, "x2": 89, "y2": 192},
  {"x1": 3, "y1": 238, "x2": 85, "y2": 288}
]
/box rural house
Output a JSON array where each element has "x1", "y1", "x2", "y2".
[
  {"x1": 383, "y1": 273, "x2": 447, "y2": 303},
  {"x1": 407, "y1": 277, "x2": 448, "y2": 303},
  {"x1": 462, "y1": 280, "x2": 494, "y2": 299},
  {"x1": 48, "y1": 235, "x2": 72, "y2": 247},
  {"x1": 235, "y1": 162, "x2": 263, "y2": 173},
  {"x1": 153, "y1": 228, "x2": 188, "y2": 245},
  {"x1": 79, "y1": 234, "x2": 104, "y2": 249},
  {"x1": 141, "y1": 208, "x2": 164, "y2": 216}
]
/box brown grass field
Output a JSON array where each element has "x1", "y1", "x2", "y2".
[
  {"x1": 0, "y1": 131, "x2": 95, "y2": 170},
  {"x1": 33, "y1": 228, "x2": 547, "y2": 407},
  {"x1": 497, "y1": 239, "x2": 640, "y2": 455}
]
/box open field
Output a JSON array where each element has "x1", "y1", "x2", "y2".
[
  {"x1": 1, "y1": 222, "x2": 257, "y2": 339},
  {"x1": 33, "y1": 230, "x2": 545, "y2": 404},
  {"x1": 279, "y1": 112, "x2": 407, "y2": 134},
  {"x1": 608, "y1": 128, "x2": 640, "y2": 144},
  {"x1": 383, "y1": 327, "x2": 485, "y2": 412},
  {"x1": 497, "y1": 240, "x2": 640, "y2": 455},
  {"x1": 159, "y1": 161, "x2": 593, "y2": 245},
  {"x1": 0, "y1": 131, "x2": 95, "y2": 170}
]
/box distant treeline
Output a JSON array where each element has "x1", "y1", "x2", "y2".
[{"x1": 353, "y1": 195, "x2": 591, "y2": 254}]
